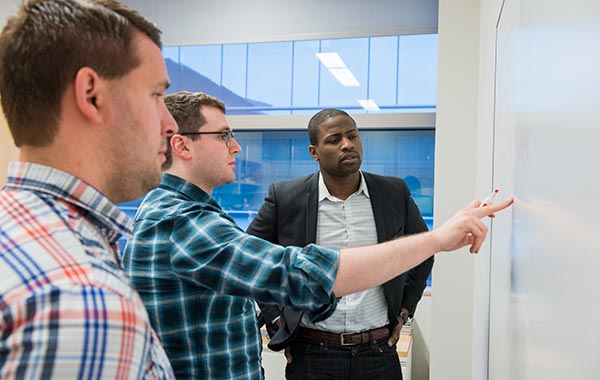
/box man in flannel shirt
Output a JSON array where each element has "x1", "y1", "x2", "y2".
[
  {"x1": 0, "y1": 0, "x2": 178, "y2": 378},
  {"x1": 122, "y1": 91, "x2": 513, "y2": 380}
]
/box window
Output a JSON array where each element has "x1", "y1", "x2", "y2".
[
  {"x1": 213, "y1": 128, "x2": 434, "y2": 231},
  {"x1": 162, "y1": 34, "x2": 438, "y2": 114},
  {"x1": 119, "y1": 129, "x2": 434, "y2": 228}
]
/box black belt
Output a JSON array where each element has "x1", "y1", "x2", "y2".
[{"x1": 296, "y1": 326, "x2": 389, "y2": 346}]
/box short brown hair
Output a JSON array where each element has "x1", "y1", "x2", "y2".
[
  {"x1": 0, "y1": 0, "x2": 162, "y2": 147},
  {"x1": 163, "y1": 91, "x2": 227, "y2": 169}
]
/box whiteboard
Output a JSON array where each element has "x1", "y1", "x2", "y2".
[{"x1": 489, "y1": 0, "x2": 600, "y2": 378}]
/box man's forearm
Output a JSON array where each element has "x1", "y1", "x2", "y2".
[{"x1": 333, "y1": 231, "x2": 437, "y2": 296}]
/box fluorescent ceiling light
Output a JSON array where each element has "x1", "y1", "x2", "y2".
[
  {"x1": 358, "y1": 99, "x2": 380, "y2": 111},
  {"x1": 316, "y1": 52, "x2": 360, "y2": 87},
  {"x1": 316, "y1": 52, "x2": 346, "y2": 68},
  {"x1": 329, "y1": 68, "x2": 360, "y2": 87}
]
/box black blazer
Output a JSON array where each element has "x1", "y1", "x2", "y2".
[{"x1": 247, "y1": 171, "x2": 433, "y2": 350}]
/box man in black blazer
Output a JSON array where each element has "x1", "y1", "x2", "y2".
[{"x1": 247, "y1": 108, "x2": 433, "y2": 380}]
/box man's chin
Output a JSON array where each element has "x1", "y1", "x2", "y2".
[
  {"x1": 137, "y1": 170, "x2": 163, "y2": 197},
  {"x1": 339, "y1": 164, "x2": 361, "y2": 173},
  {"x1": 225, "y1": 175, "x2": 236, "y2": 185}
]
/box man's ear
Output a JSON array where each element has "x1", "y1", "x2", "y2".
[
  {"x1": 308, "y1": 145, "x2": 319, "y2": 161},
  {"x1": 170, "y1": 134, "x2": 193, "y2": 160},
  {"x1": 74, "y1": 67, "x2": 104, "y2": 123}
]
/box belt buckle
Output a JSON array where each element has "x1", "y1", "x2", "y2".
[{"x1": 340, "y1": 332, "x2": 356, "y2": 346}]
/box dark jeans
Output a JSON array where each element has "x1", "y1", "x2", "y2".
[{"x1": 285, "y1": 338, "x2": 402, "y2": 380}]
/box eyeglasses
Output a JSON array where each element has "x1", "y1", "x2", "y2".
[{"x1": 180, "y1": 130, "x2": 236, "y2": 147}]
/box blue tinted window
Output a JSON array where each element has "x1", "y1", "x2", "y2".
[
  {"x1": 369, "y1": 36, "x2": 399, "y2": 106},
  {"x1": 222, "y1": 44, "x2": 248, "y2": 101},
  {"x1": 397, "y1": 34, "x2": 438, "y2": 106},
  {"x1": 247, "y1": 42, "x2": 293, "y2": 109},
  {"x1": 162, "y1": 46, "x2": 179, "y2": 63},
  {"x1": 163, "y1": 34, "x2": 437, "y2": 114},
  {"x1": 318, "y1": 37, "x2": 369, "y2": 109},
  {"x1": 211, "y1": 129, "x2": 434, "y2": 231},
  {"x1": 119, "y1": 129, "x2": 434, "y2": 230},
  {"x1": 180, "y1": 45, "x2": 222, "y2": 86},
  {"x1": 292, "y1": 40, "x2": 321, "y2": 111}
]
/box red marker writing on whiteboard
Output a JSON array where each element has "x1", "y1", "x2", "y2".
[{"x1": 480, "y1": 188, "x2": 499, "y2": 207}]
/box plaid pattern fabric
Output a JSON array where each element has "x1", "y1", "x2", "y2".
[
  {"x1": 0, "y1": 162, "x2": 174, "y2": 379},
  {"x1": 122, "y1": 173, "x2": 339, "y2": 380}
]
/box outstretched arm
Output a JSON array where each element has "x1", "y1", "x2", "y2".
[{"x1": 333, "y1": 198, "x2": 513, "y2": 296}]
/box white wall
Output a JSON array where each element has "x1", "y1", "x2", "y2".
[{"x1": 430, "y1": 0, "x2": 482, "y2": 379}]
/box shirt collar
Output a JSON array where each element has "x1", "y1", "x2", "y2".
[
  {"x1": 5, "y1": 161, "x2": 132, "y2": 241},
  {"x1": 317, "y1": 171, "x2": 370, "y2": 202},
  {"x1": 160, "y1": 172, "x2": 221, "y2": 208}
]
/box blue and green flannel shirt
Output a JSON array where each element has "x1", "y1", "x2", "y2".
[{"x1": 122, "y1": 173, "x2": 339, "y2": 380}]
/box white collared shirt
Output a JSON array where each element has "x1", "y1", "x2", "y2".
[{"x1": 301, "y1": 171, "x2": 389, "y2": 333}]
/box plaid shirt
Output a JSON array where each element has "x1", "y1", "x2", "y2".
[
  {"x1": 0, "y1": 162, "x2": 174, "y2": 380},
  {"x1": 122, "y1": 173, "x2": 339, "y2": 380}
]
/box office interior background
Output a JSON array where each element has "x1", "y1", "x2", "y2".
[{"x1": 1, "y1": 0, "x2": 598, "y2": 379}]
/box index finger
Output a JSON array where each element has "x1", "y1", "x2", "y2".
[{"x1": 474, "y1": 197, "x2": 514, "y2": 218}]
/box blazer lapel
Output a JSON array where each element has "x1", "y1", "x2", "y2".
[
  {"x1": 365, "y1": 174, "x2": 397, "y2": 306},
  {"x1": 365, "y1": 174, "x2": 387, "y2": 243},
  {"x1": 306, "y1": 173, "x2": 319, "y2": 244}
]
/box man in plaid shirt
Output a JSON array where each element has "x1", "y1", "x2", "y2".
[{"x1": 0, "y1": 0, "x2": 177, "y2": 378}]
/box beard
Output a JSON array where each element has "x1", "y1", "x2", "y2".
[
  {"x1": 105, "y1": 163, "x2": 162, "y2": 204},
  {"x1": 104, "y1": 122, "x2": 164, "y2": 203}
]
